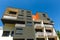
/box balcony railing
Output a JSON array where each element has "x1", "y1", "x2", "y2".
[
  {"x1": 44, "y1": 24, "x2": 53, "y2": 27},
  {"x1": 46, "y1": 32, "x2": 53, "y2": 36},
  {"x1": 3, "y1": 16, "x2": 17, "y2": 20},
  {"x1": 35, "y1": 32, "x2": 44, "y2": 37},
  {"x1": 34, "y1": 24, "x2": 43, "y2": 28},
  {"x1": 15, "y1": 24, "x2": 25, "y2": 27}
]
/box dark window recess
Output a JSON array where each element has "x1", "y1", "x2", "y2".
[
  {"x1": 16, "y1": 28, "x2": 23, "y2": 35},
  {"x1": 16, "y1": 33, "x2": 23, "y2": 35},
  {"x1": 36, "y1": 38, "x2": 45, "y2": 40},
  {"x1": 27, "y1": 16, "x2": 31, "y2": 17},
  {"x1": 16, "y1": 28, "x2": 23, "y2": 30},
  {"x1": 27, "y1": 13, "x2": 31, "y2": 15},
  {"x1": 27, "y1": 39, "x2": 34, "y2": 40},
  {"x1": 27, "y1": 11, "x2": 31, "y2": 13},
  {"x1": 46, "y1": 29, "x2": 52, "y2": 32},
  {"x1": 21, "y1": 10, "x2": 24, "y2": 12},
  {"x1": 47, "y1": 18, "x2": 50, "y2": 20},
  {"x1": 27, "y1": 18, "x2": 32, "y2": 20},
  {"x1": 34, "y1": 22, "x2": 41, "y2": 24},
  {"x1": 18, "y1": 14, "x2": 23, "y2": 16},
  {"x1": 16, "y1": 21, "x2": 25, "y2": 24},
  {"x1": 18, "y1": 17, "x2": 23, "y2": 19},
  {"x1": 48, "y1": 38, "x2": 55, "y2": 40},
  {"x1": 26, "y1": 22, "x2": 32, "y2": 26},
  {"x1": 2, "y1": 31, "x2": 10, "y2": 36},
  {"x1": 9, "y1": 11, "x2": 17, "y2": 14},
  {"x1": 43, "y1": 14, "x2": 46, "y2": 17},
  {"x1": 43, "y1": 23, "x2": 52, "y2": 25},
  {"x1": 13, "y1": 39, "x2": 25, "y2": 40},
  {"x1": 51, "y1": 21, "x2": 53, "y2": 23},
  {"x1": 11, "y1": 31, "x2": 14, "y2": 36},
  {"x1": 35, "y1": 29, "x2": 43, "y2": 32}
]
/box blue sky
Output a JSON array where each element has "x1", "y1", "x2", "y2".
[{"x1": 0, "y1": 0, "x2": 60, "y2": 31}]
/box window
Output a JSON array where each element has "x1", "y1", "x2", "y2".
[
  {"x1": 46, "y1": 29, "x2": 52, "y2": 32},
  {"x1": 11, "y1": 31, "x2": 14, "y2": 36},
  {"x1": 48, "y1": 38, "x2": 55, "y2": 40},
  {"x1": 43, "y1": 23, "x2": 52, "y2": 25},
  {"x1": 27, "y1": 39, "x2": 34, "y2": 40},
  {"x1": 18, "y1": 16, "x2": 24, "y2": 19},
  {"x1": 27, "y1": 17, "x2": 32, "y2": 20},
  {"x1": 17, "y1": 21, "x2": 25, "y2": 24},
  {"x1": 16, "y1": 28, "x2": 23, "y2": 35},
  {"x1": 26, "y1": 21, "x2": 32, "y2": 26},
  {"x1": 9, "y1": 11, "x2": 17, "y2": 14},
  {"x1": 34, "y1": 22, "x2": 41, "y2": 24},
  {"x1": 2, "y1": 31, "x2": 10, "y2": 36},
  {"x1": 51, "y1": 21, "x2": 53, "y2": 23},
  {"x1": 42, "y1": 14, "x2": 46, "y2": 17},
  {"x1": 47, "y1": 18, "x2": 50, "y2": 20},
  {"x1": 27, "y1": 11, "x2": 31, "y2": 13},
  {"x1": 36, "y1": 38, "x2": 45, "y2": 40},
  {"x1": 18, "y1": 14, "x2": 23, "y2": 16},
  {"x1": 27, "y1": 16, "x2": 31, "y2": 17},
  {"x1": 35, "y1": 29, "x2": 43, "y2": 32},
  {"x1": 21, "y1": 10, "x2": 24, "y2": 12},
  {"x1": 14, "y1": 39, "x2": 25, "y2": 40}
]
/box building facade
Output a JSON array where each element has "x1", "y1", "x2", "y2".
[{"x1": 1, "y1": 7, "x2": 59, "y2": 40}]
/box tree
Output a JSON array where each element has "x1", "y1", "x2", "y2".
[{"x1": 56, "y1": 30, "x2": 60, "y2": 40}]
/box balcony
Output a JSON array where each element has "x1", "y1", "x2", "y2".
[
  {"x1": 46, "y1": 32, "x2": 53, "y2": 36},
  {"x1": 34, "y1": 24, "x2": 43, "y2": 28},
  {"x1": 44, "y1": 24, "x2": 53, "y2": 27},
  {"x1": 35, "y1": 32, "x2": 44, "y2": 37},
  {"x1": 3, "y1": 15, "x2": 17, "y2": 20},
  {"x1": 46, "y1": 32, "x2": 57, "y2": 36},
  {"x1": 15, "y1": 24, "x2": 25, "y2": 27}
]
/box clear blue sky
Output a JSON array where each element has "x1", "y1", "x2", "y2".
[{"x1": 0, "y1": 0, "x2": 60, "y2": 31}]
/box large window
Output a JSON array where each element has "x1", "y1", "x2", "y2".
[
  {"x1": 9, "y1": 11, "x2": 17, "y2": 15},
  {"x1": 2, "y1": 31, "x2": 10, "y2": 36},
  {"x1": 16, "y1": 28, "x2": 23, "y2": 35}
]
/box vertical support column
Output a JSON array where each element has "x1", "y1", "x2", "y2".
[
  {"x1": 46, "y1": 37, "x2": 48, "y2": 40},
  {"x1": 41, "y1": 20, "x2": 44, "y2": 27},
  {"x1": 9, "y1": 31, "x2": 11, "y2": 37}
]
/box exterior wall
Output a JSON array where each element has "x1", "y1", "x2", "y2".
[{"x1": 3, "y1": 23, "x2": 15, "y2": 31}]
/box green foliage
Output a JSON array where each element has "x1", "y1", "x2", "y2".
[{"x1": 56, "y1": 30, "x2": 60, "y2": 39}]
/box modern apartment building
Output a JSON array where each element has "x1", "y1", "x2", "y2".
[{"x1": 1, "y1": 7, "x2": 59, "y2": 40}]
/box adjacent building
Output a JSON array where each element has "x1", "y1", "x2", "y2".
[{"x1": 1, "y1": 7, "x2": 59, "y2": 40}]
